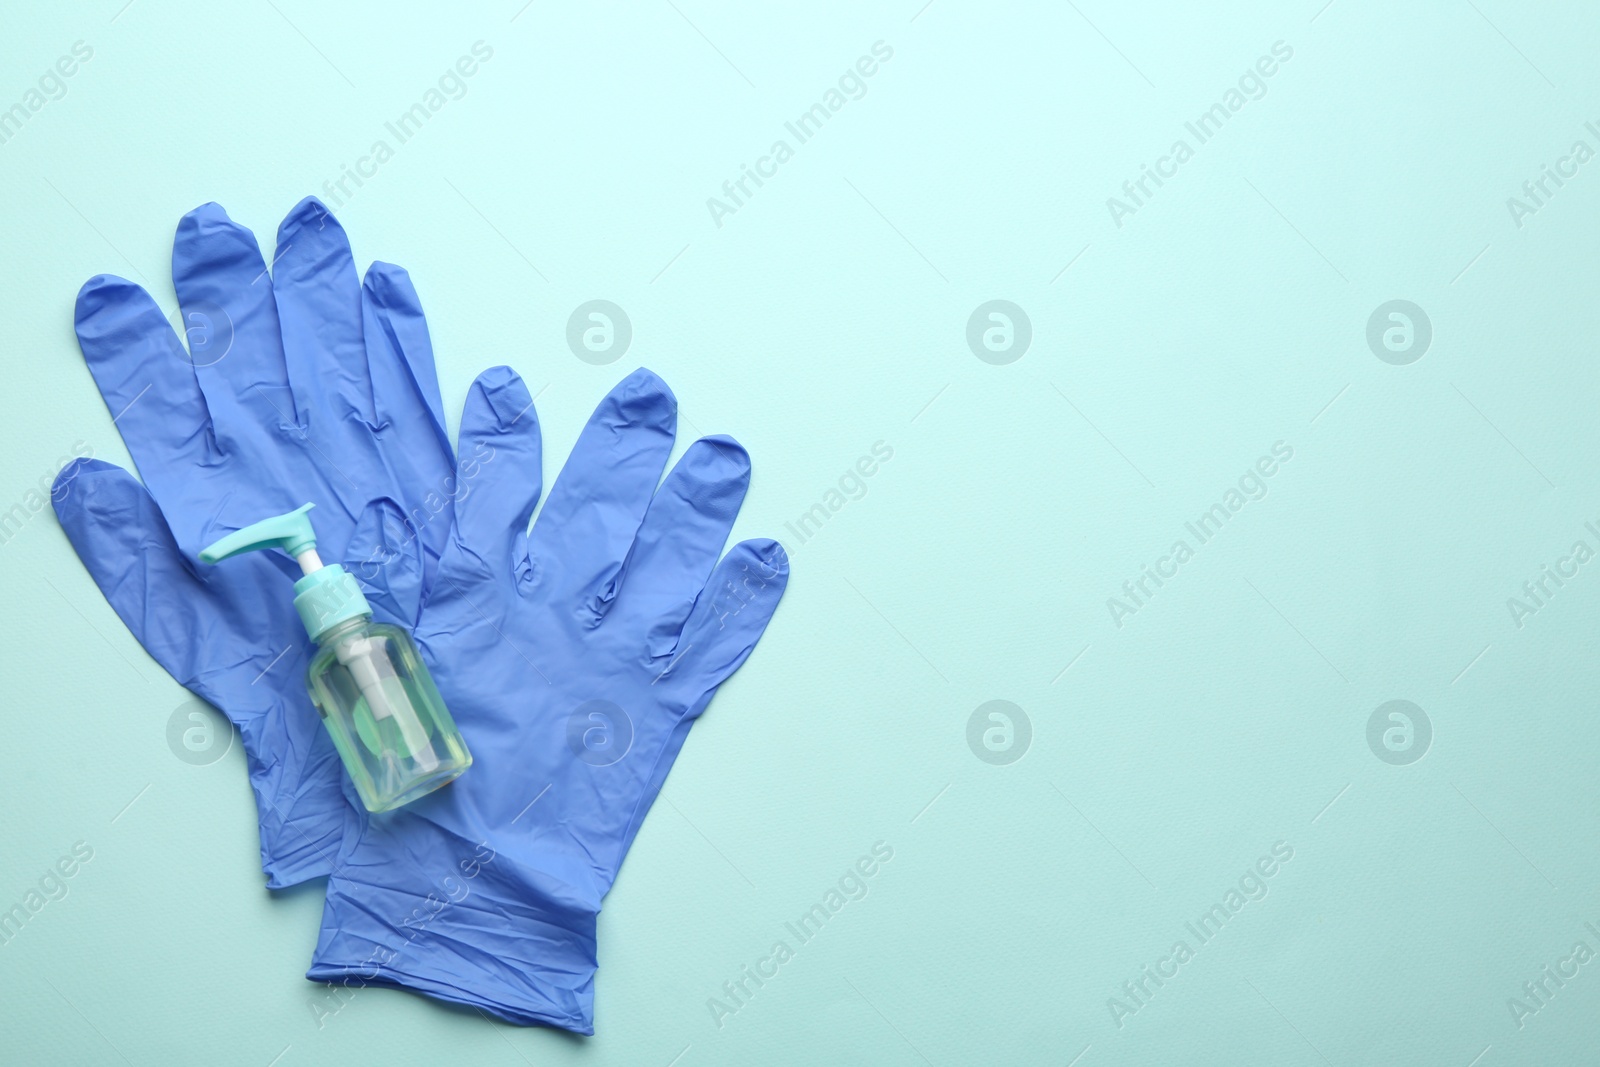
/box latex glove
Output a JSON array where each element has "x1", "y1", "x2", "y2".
[
  {"x1": 306, "y1": 367, "x2": 789, "y2": 1033},
  {"x1": 52, "y1": 198, "x2": 457, "y2": 886}
]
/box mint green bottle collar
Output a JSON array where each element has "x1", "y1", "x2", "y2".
[
  {"x1": 199, "y1": 503, "x2": 373, "y2": 642},
  {"x1": 291, "y1": 565, "x2": 370, "y2": 641}
]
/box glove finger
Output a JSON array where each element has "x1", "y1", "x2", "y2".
[
  {"x1": 75, "y1": 275, "x2": 215, "y2": 478},
  {"x1": 362, "y1": 261, "x2": 451, "y2": 452},
  {"x1": 344, "y1": 497, "x2": 427, "y2": 626},
  {"x1": 361, "y1": 262, "x2": 457, "y2": 586},
  {"x1": 525, "y1": 368, "x2": 676, "y2": 601},
  {"x1": 171, "y1": 203, "x2": 295, "y2": 447},
  {"x1": 655, "y1": 538, "x2": 788, "y2": 705},
  {"x1": 605, "y1": 435, "x2": 750, "y2": 656},
  {"x1": 272, "y1": 197, "x2": 375, "y2": 428},
  {"x1": 51, "y1": 458, "x2": 233, "y2": 701},
  {"x1": 440, "y1": 366, "x2": 541, "y2": 584}
]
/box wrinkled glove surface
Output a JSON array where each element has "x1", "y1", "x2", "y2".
[
  {"x1": 53, "y1": 198, "x2": 457, "y2": 886},
  {"x1": 306, "y1": 367, "x2": 789, "y2": 1033}
]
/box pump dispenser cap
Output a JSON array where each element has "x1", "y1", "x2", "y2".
[{"x1": 199, "y1": 503, "x2": 372, "y2": 641}]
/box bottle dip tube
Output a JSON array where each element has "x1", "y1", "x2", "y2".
[{"x1": 200, "y1": 504, "x2": 471, "y2": 812}]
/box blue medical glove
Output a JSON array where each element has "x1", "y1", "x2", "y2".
[
  {"x1": 306, "y1": 367, "x2": 789, "y2": 1033},
  {"x1": 52, "y1": 198, "x2": 458, "y2": 887}
]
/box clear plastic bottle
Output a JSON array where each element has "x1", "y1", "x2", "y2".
[
  {"x1": 306, "y1": 617, "x2": 471, "y2": 812},
  {"x1": 200, "y1": 503, "x2": 471, "y2": 812}
]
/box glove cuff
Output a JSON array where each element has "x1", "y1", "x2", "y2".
[{"x1": 307, "y1": 844, "x2": 599, "y2": 1033}]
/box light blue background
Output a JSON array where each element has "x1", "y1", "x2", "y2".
[{"x1": 2, "y1": 1, "x2": 1598, "y2": 1063}]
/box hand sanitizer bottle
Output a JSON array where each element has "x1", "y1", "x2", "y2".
[{"x1": 200, "y1": 504, "x2": 471, "y2": 812}]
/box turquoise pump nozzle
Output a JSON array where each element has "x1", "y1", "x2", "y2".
[
  {"x1": 200, "y1": 503, "x2": 372, "y2": 641},
  {"x1": 200, "y1": 502, "x2": 321, "y2": 564}
]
